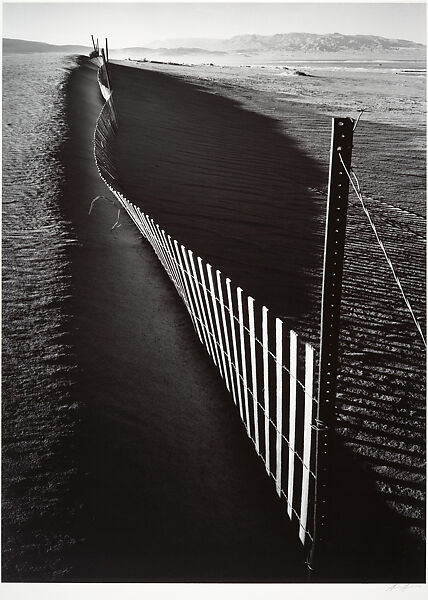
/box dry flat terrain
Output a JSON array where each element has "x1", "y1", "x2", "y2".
[{"x1": 109, "y1": 58, "x2": 425, "y2": 580}]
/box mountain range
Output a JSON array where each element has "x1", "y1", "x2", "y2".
[
  {"x1": 3, "y1": 32, "x2": 425, "y2": 58},
  {"x1": 146, "y1": 32, "x2": 425, "y2": 53}
]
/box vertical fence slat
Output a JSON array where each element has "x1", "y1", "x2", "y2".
[
  {"x1": 173, "y1": 240, "x2": 203, "y2": 343},
  {"x1": 226, "y1": 278, "x2": 244, "y2": 421},
  {"x1": 142, "y1": 212, "x2": 156, "y2": 245},
  {"x1": 181, "y1": 246, "x2": 215, "y2": 356},
  {"x1": 180, "y1": 244, "x2": 211, "y2": 355},
  {"x1": 126, "y1": 201, "x2": 140, "y2": 233},
  {"x1": 125, "y1": 202, "x2": 140, "y2": 231},
  {"x1": 147, "y1": 216, "x2": 161, "y2": 251},
  {"x1": 188, "y1": 251, "x2": 217, "y2": 363},
  {"x1": 133, "y1": 206, "x2": 147, "y2": 238},
  {"x1": 275, "y1": 317, "x2": 283, "y2": 497},
  {"x1": 165, "y1": 233, "x2": 179, "y2": 269},
  {"x1": 287, "y1": 330, "x2": 298, "y2": 518},
  {"x1": 142, "y1": 211, "x2": 157, "y2": 249},
  {"x1": 207, "y1": 264, "x2": 230, "y2": 391},
  {"x1": 160, "y1": 229, "x2": 181, "y2": 296},
  {"x1": 248, "y1": 297, "x2": 260, "y2": 454},
  {"x1": 126, "y1": 202, "x2": 140, "y2": 232},
  {"x1": 152, "y1": 220, "x2": 169, "y2": 270},
  {"x1": 136, "y1": 207, "x2": 151, "y2": 241},
  {"x1": 216, "y1": 270, "x2": 237, "y2": 405},
  {"x1": 262, "y1": 306, "x2": 270, "y2": 474},
  {"x1": 198, "y1": 257, "x2": 223, "y2": 377},
  {"x1": 156, "y1": 224, "x2": 175, "y2": 284},
  {"x1": 299, "y1": 343, "x2": 314, "y2": 545},
  {"x1": 143, "y1": 215, "x2": 159, "y2": 245},
  {"x1": 145, "y1": 216, "x2": 163, "y2": 263},
  {"x1": 143, "y1": 213, "x2": 158, "y2": 250},
  {"x1": 171, "y1": 236, "x2": 191, "y2": 304},
  {"x1": 131, "y1": 205, "x2": 143, "y2": 234},
  {"x1": 150, "y1": 218, "x2": 169, "y2": 272},
  {"x1": 167, "y1": 237, "x2": 193, "y2": 319},
  {"x1": 237, "y1": 287, "x2": 250, "y2": 431},
  {"x1": 166, "y1": 234, "x2": 188, "y2": 305}
]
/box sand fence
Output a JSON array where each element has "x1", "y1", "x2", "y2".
[{"x1": 90, "y1": 52, "x2": 358, "y2": 571}]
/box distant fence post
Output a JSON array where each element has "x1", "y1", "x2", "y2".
[
  {"x1": 309, "y1": 117, "x2": 354, "y2": 572},
  {"x1": 101, "y1": 48, "x2": 112, "y2": 93}
]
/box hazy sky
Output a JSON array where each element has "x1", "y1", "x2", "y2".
[{"x1": 2, "y1": 2, "x2": 427, "y2": 47}]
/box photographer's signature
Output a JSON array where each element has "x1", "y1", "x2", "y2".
[{"x1": 386, "y1": 584, "x2": 424, "y2": 592}]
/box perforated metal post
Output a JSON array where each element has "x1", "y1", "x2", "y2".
[{"x1": 308, "y1": 117, "x2": 354, "y2": 573}]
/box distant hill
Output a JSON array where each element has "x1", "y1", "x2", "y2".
[
  {"x1": 117, "y1": 46, "x2": 227, "y2": 57},
  {"x1": 3, "y1": 38, "x2": 91, "y2": 54},
  {"x1": 147, "y1": 32, "x2": 425, "y2": 54},
  {"x1": 146, "y1": 37, "x2": 224, "y2": 51},
  {"x1": 220, "y1": 32, "x2": 425, "y2": 53}
]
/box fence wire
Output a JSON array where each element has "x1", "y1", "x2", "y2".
[{"x1": 339, "y1": 153, "x2": 426, "y2": 348}]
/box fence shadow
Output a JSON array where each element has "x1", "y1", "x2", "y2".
[
  {"x1": 108, "y1": 62, "x2": 326, "y2": 324},
  {"x1": 314, "y1": 432, "x2": 426, "y2": 583}
]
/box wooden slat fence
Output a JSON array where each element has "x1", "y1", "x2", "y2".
[{"x1": 93, "y1": 59, "x2": 319, "y2": 554}]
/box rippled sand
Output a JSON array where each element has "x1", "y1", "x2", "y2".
[
  {"x1": 121, "y1": 57, "x2": 426, "y2": 130},
  {"x1": 2, "y1": 53, "x2": 80, "y2": 580}
]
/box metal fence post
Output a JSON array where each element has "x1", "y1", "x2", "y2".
[
  {"x1": 101, "y1": 48, "x2": 112, "y2": 93},
  {"x1": 308, "y1": 117, "x2": 354, "y2": 572}
]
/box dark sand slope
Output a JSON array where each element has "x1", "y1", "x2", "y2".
[
  {"x1": 103, "y1": 61, "x2": 425, "y2": 582},
  {"x1": 109, "y1": 62, "x2": 326, "y2": 324},
  {"x1": 58, "y1": 57, "x2": 310, "y2": 582}
]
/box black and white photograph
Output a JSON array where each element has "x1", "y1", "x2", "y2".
[{"x1": 2, "y1": 0, "x2": 426, "y2": 592}]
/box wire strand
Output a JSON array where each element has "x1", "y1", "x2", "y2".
[
  {"x1": 353, "y1": 108, "x2": 366, "y2": 131},
  {"x1": 339, "y1": 153, "x2": 426, "y2": 348}
]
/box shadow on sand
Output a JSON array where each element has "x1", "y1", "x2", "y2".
[
  {"x1": 109, "y1": 62, "x2": 326, "y2": 322},
  {"x1": 311, "y1": 433, "x2": 425, "y2": 583}
]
